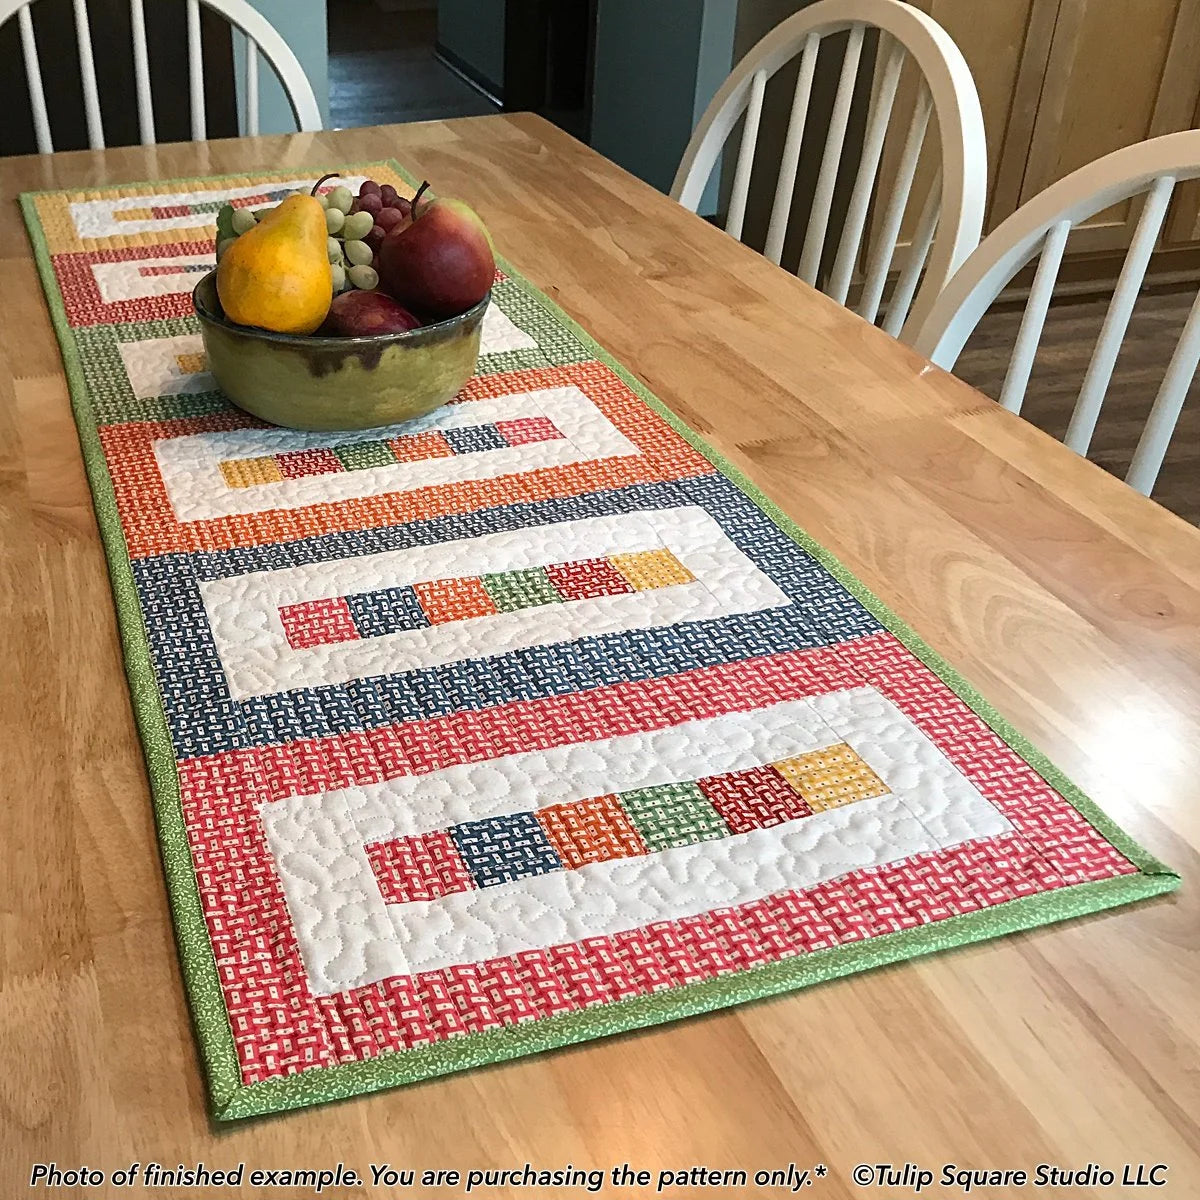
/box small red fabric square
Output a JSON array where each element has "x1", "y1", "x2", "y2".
[
  {"x1": 496, "y1": 417, "x2": 563, "y2": 446},
  {"x1": 388, "y1": 431, "x2": 455, "y2": 462},
  {"x1": 276, "y1": 448, "x2": 343, "y2": 478},
  {"x1": 366, "y1": 832, "x2": 475, "y2": 904},
  {"x1": 545, "y1": 557, "x2": 633, "y2": 601},
  {"x1": 278, "y1": 597, "x2": 360, "y2": 649},
  {"x1": 697, "y1": 765, "x2": 812, "y2": 834}
]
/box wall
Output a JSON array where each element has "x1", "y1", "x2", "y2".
[
  {"x1": 437, "y1": 0, "x2": 506, "y2": 96},
  {"x1": 235, "y1": 0, "x2": 330, "y2": 135},
  {"x1": 589, "y1": 0, "x2": 736, "y2": 210}
]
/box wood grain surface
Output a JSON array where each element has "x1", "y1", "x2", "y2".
[{"x1": 1, "y1": 114, "x2": 1196, "y2": 1199}]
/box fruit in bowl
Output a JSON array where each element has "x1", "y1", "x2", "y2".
[
  {"x1": 378, "y1": 182, "x2": 496, "y2": 320},
  {"x1": 322, "y1": 290, "x2": 422, "y2": 337},
  {"x1": 212, "y1": 172, "x2": 495, "y2": 337},
  {"x1": 195, "y1": 172, "x2": 495, "y2": 431},
  {"x1": 217, "y1": 187, "x2": 332, "y2": 335}
]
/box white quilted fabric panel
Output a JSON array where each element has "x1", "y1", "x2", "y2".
[
  {"x1": 93, "y1": 254, "x2": 215, "y2": 302},
  {"x1": 259, "y1": 790, "x2": 413, "y2": 988},
  {"x1": 153, "y1": 385, "x2": 633, "y2": 521},
  {"x1": 203, "y1": 506, "x2": 788, "y2": 699},
  {"x1": 387, "y1": 793, "x2": 929, "y2": 974},
  {"x1": 479, "y1": 303, "x2": 537, "y2": 355},
  {"x1": 811, "y1": 687, "x2": 1011, "y2": 845},
  {"x1": 262, "y1": 685, "x2": 1012, "y2": 993},
  {"x1": 68, "y1": 176, "x2": 371, "y2": 238},
  {"x1": 119, "y1": 334, "x2": 213, "y2": 399},
  {"x1": 271, "y1": 696, "x2": 846, "y2": 845}
]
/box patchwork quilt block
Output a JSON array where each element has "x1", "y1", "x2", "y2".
[{"x1": 23, "y1": 163, "x2": 1177, "y2": 1120}]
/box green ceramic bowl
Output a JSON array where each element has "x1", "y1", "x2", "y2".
[{"x1": 192, "y1": 271, "x2": 488, "y2": 431}]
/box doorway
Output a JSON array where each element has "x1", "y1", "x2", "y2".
[{"x1": 327, "y1": 0, "x2": 496, "y2": 128}]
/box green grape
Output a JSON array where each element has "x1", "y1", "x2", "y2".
[
  {"x1": 230, "y1": 207, "x2": 257, "y2": 235},
  {"x1": 328, "y1": 185, "x2": 354, "y2": 214},
  {"x1": 216, "y1": 236, "x2": 238, "y2": 259},
  {"x1": 342, "y1": 210, "x2": 374, "y2": 240},
  {"x1": 347, "y1": 264, "x2": 379, "y2": 291},
  {"x1": 330, "y1": 263, "x2": 346, "y2": 292},
  {"x1": 343, "y1": 239, "x2": 372, "y2": 266},
  {"x1": 327, "y1": 236, "x2": 344, "y2": 264},
  {"x1": 325, "y1": 207, "x2": 345, "y2": 235},
  {"x1": 215, "y1": 203, "x2": 236, "y2": 246},
  {"x1": 316, "y1": 192, "x2": 330, "y2": 209}
]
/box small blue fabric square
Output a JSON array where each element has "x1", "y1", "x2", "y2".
[
  {"x1": 442, "y1": 423, "x2": 509, "y2": 455},
  {"x1": 346, "y1": 586, "x2": 429, "y2": 638},
  {"x1": 451, "y1": 811, "x2": 562, "y2": 888}
]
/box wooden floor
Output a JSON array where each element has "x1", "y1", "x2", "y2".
[
  {"x1": 958, "y1": 287, "x2": 1200, "y2": 526},
  {"x1": 327, "y1": 0, "x2": 496, "y2": 130}
]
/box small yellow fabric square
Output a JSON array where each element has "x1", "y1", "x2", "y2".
[
  {"x1": 175, "y1": 352, "x2": 208, "y2": 375},
  {"x1": 774, "y1": 743, "x2": 889, "y2": 811},
  {"x1": 114, "y1": 207, "x2": 155, "y2": 221},
  {"x1": 220, "y1": 456, "x2": 284, "y2": 488},
  {"x1": 608, "y1": 548, "x2": 695, "y2": 591}
]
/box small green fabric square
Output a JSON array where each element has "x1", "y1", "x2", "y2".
[
  {"x1": 482, "y1": 567, "x2": 562, "y2": 613},
  {"x1": 334, "y1": 440, "x2": 397, "y2": 471},
  {"x1": 618, "y1": 782, "x2": 729, "y2": 851}
]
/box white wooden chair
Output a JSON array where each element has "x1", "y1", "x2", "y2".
[
  {"x1": 2, "y1": 0, "x2": 322, "y2": 153},
  {"x1": 914, "y1": 130, "x2": 1200, "y2": 497},
  {"x1": 671, "y1": 0, "x2": 986, "y2": 341}
]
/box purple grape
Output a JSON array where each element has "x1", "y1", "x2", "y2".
[
  {"x1": 375, "y1": 206, "x2": 407, "y2": 232},
  {"x1": 357, "y1": 192, "x2": 383, "y2": 217},
  {"x1": 379, "y1": 184, "x2": 399, "y2": 207},
  {"x1": 365, "y1": 225, "x2": 386, "y2": 252},
  {"x1": 359, "y1": 180, "x2": 381, "y2": 196}
]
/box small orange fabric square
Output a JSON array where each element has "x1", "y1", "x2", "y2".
[
  {"x1": 609, "y1": 548, "x2": 695, "y2": 591},
  {"x1": 114, "y1": 207, "x2": 154, "y2": 221},
  {"x1": 220, "y1": 456, "x2": 284, "y2": 488},
  {"x1": 414, "y1": 575, "x2": 498, "y2": 624},
  {"x1": 388, "y1": 431, "x2": 454, "y2": 463},
  {"x1": 774, "y1": 743, "x2": 889, "y2": 811},
  {"x1": 537, "y1": 794, "x2": 647, "y2": 868}
]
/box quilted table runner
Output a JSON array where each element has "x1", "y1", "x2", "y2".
[{"x1": 23, "y1": 164, "x2": 1178, "y2": 1120}]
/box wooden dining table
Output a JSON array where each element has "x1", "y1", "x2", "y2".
[{"x1": 2, "y1": 113, "x2": 1197, "y2": 1196}]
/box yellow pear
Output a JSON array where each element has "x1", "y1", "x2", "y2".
[{"x1": 217, "y1": 188, "x2": 333, "y2": 335}]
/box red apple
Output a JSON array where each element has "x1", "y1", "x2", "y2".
[
  {"x1": 377, "y1": 182, "x2": 495, "y2": 320},
  {"x1": 322, "y1": 290, "x2": 421, "y2": 336}
]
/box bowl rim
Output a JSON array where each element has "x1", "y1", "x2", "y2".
[{"x1": 191, "y1": 270, "x2": 490, "y2": 347}]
